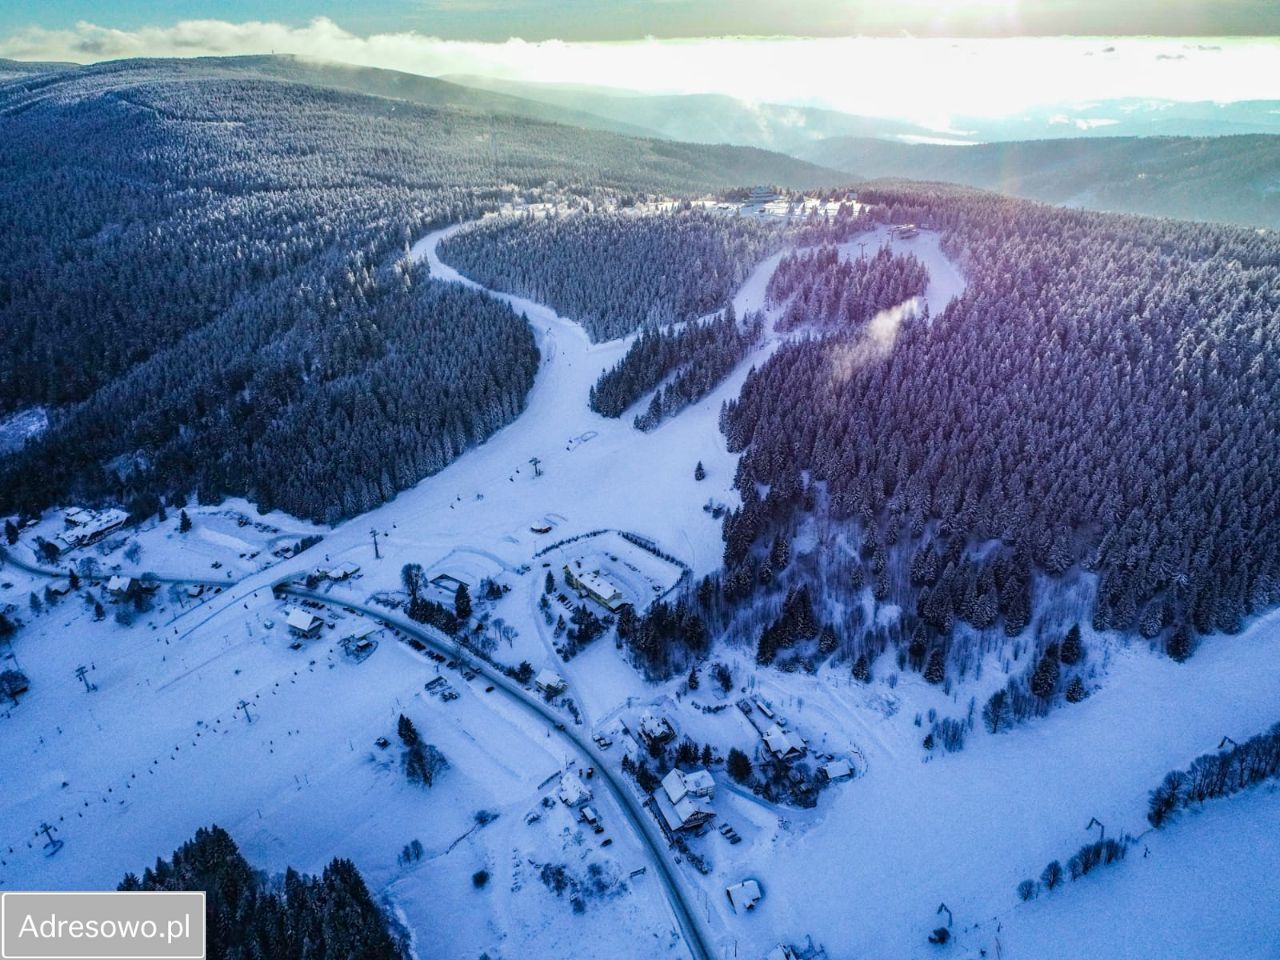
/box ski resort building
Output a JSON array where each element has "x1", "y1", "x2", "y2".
[
  {"x1": 57, "y1": 508, "x2": 127, "y2": 551},
  {"x1": 726, "y1": 879, "x2": 762, "y2": 912},
  {"x1": 563, "y1": 562, "x2": 625, "y2": 612},
  {"x1": 325, "y1": 561, "x2": 361, "y2": 580},
  {"x1": 763, "y1": 723, "x2": 807, "y2": 762},
  {"x1": 286, "y1": 607, "x2": 324, "y2": 639}
]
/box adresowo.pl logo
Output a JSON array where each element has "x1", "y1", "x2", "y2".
[{"x1": 1, "y1": 892, "x2": 205, "y2": 960}]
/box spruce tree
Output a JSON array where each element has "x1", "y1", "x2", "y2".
[
  {"x1": 397, "y1": 714, "x2": 419, "y2": 747},
  {"x1": 694, "y1": 461, "x2": 706, "y2": 481},
  {"x1": 455, "y1": 583, "x2": 472, "y2": 622},
  {"x1": 1059, "y1": 624, "x2": 1082, "y2": 665},
  {"x1": 178, "y1": 510, "x2": 192, "y2": 534},
  {"x1": 1030, "y1": 645, "x2": 1060, "y2": 699},
  {"x1": 924, "y1": 648, "x2": 946, "y2": 685},
  {"x1": 3, "y1": 519, "x2": 17, "y2": 545},
  {"x1": 1065, "y1": 676, "x2": 1087, "y2": 703},
  {"x1": 852, "y1": 654, "x2": 871, "y2": 683},
  {"x1": 1166, "y1": 626, "x2": 1193, "y2": 662}
]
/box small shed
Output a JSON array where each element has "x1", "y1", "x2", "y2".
[{"x1": 819, "y1": 759, "x2": 854, "y2": 782}]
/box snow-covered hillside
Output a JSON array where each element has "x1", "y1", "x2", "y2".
[{"x1": 2, "y1": 221, "x2": 1277, "y2": 960}]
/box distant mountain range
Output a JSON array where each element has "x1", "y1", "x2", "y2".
[
  {"x1": 796, "y1": 135, "x2": 1280, "y2": 229},
  {"x1": 3, "y1": 55, "x2": 1278, "y2": 230},
  {"x1": 446, "y1": 74, "x2": 1280, "y2": 146}
]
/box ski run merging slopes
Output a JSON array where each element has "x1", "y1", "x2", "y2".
[{"x1": 0, "y1": 222, "x2": 1277, "y2": 960}]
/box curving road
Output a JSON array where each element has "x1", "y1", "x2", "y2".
[
  {"x1": 0, "y1": 545, "x2": 229, "y2": 588},
  {"x1": 281, "y1": 584, "x2": 715, "y2": 960}
]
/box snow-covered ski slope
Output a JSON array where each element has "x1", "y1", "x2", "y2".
[{"x1": 2, "y1": 219, "x2": 1278, "y2": 960}]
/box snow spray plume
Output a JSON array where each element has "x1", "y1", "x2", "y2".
[{"x1": 826, "y1": 297, "x2": 921, "y2": 385}]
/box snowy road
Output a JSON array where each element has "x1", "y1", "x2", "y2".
[{"x1": 283, "y1": 585, "x2": 715, "y2": 960}]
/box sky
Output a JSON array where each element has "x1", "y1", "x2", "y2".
[
  {"x1": 3, "y1": 0, "x2": 1280, "y2": 42},
  {"x1": 1, "y1": 3, "x2": 1278, "y2": 124}
]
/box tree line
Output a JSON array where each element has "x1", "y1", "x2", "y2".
[
  {"x1": 118, "y1": 825, "x2": 404, "y2": 959},
  {"x1": 590, "y1": 306, "x2": 764, "y2": 430},
  {"x1": 1147, "y1": 721, "x2": 1280, "y2": 827}
]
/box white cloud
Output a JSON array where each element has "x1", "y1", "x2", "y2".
[{"x1": 3, "y1": 19, "x2": 1279, "y2": 123}]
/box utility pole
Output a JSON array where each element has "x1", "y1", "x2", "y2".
[
  {"x1": 1086, "y1": 816, "x2": 1105, "y2": 842},
  {"x1": 238, "y1": 699, "x2": 254, "y2": 724},
  {"x1": 1219, "y1": 735, "x2": 1238, "y2": 750},
  {"x1": 529, "y1": 457, "x2": 542, "y2": 478},
  {"x1": 371, "y1": 528, "x2": 381, "y2": 560},
  {"x1": 937, "y1": 902, "x2": 952, "y2": 928},
  {"x1": 74, "y1": 665, "x2": 95, "y2": 693}
]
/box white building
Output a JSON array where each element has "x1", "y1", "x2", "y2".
[
  {"x1": 557, "y1": 772, "x2": 592, "y2": 807},
  {"x1": 106, "y1": 575, "x2": 135, "y2": 595},
  {"x1": 819, "y1": 759, "x2": 854, "y2": 782},
  {"x1": 60, "y1": 508, "x2": 127, "y2": 550},
  {"x1": 325, "y1": 561, "x2": 361, "y2": 580},
  {"x1": 683, "y1": 768, "x2": 715, "y2": 798},
  {"x1": 286, "y1": 607, "x2": 324, "y2": 638},
  {"x1": 535, "y1": 670, "x2": 566, "y2": 696},
  {"x1": 563, "y1": 563, "x2": 625, "y2": 611},
  {"x1": 661, "y1": 768, "x2": 715, "y2": 805},
  {"x1": 726, "y1": 879, "x2": 762, "y2": 913},
  {"x1": 763, "y1": 723, "x2": 807, "y2": 762}
]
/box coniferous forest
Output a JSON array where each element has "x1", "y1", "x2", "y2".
[
  {"x1": 590, "y1": 306, "x2": 763, "y2": 424},
  {"x1": 0, "y1": 58, "x2": 833, "y2": 522},
  {"x1": 437, "y1": 209, "x2": 786, "y2": 340},
  {"x1": 118, "y1": 826, "x2": 405, "y2": 959},
  {"x1": 711, "y1": 186, "x2": 1280, "y2": 682},
  {"x1": 766, "y1": 244, "x2": 929, "y2": 330}
]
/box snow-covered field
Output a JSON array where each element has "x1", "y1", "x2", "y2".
[{"x1": 2, "y1": 220, "x2": 1278, "y2": 960}]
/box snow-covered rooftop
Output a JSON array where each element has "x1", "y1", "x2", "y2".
[
  {"x1": 286, "y1": 607, "x2": 322, "y2": 632},
  {"x1": 764, "y1": 723, "x2": 806, "y2": 759},
  {"x1": 726, "y1": 879, "x2": 762, "y2": 912}
]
